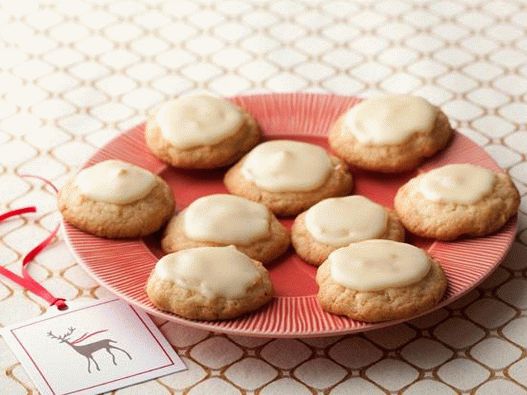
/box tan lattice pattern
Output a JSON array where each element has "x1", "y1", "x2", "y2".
[{"x1": 1, "y1": 0, "x2": 527, "y2": 393}]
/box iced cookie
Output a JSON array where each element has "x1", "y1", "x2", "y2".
[
  {"x1": 162, "y1": 194, "x2": 290, "y2": 264},
  {"x1": 292, "y1": 196, "x2": 404, "y2": 266},
  {"x1": 394, "y1": 163, "x2": 520, "y2": 240},
  {"x1": 146, "y1": 246, "x2": 273, "y2": 320},
  {"x1": 329, "y1": 95, "x2": 453, "y2": 173},
  {"x1": 58, "y1": 160, "x2": 174, "y2": 238},
  {"x1": 316, "y1": 240, "x2": 447, "y2": 322},
  {"x1": 224, "y1": 140, "x2": 353, "y2": 216},
  {"x1": 145, "y1": 95, "x2": 260, "y2": 169}
]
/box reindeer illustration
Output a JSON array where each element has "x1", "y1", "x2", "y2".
[{"x1": 47, "y1": 327, "x2": 132, "y2": 373}]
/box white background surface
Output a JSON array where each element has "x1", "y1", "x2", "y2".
[{"x1": 1, "y1": 0, "x2": 527, "y2": 393}]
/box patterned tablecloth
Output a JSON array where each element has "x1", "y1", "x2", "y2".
[{"x1": 1, "y1": 1, "x2": 527, "y2": 394}]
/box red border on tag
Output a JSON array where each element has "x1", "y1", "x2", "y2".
[{"x1": 10, "y1": 299, "x2": 175, "y2": 395}]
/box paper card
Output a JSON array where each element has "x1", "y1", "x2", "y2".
[{"x1": 2, "y1": 298, "x2": 186, "y2": 395}]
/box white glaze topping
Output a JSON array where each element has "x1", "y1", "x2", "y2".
[
  {"x1": 154, "y1": 246, "x2": 261, "y2": 299},
  {"x1": 344, "y1": 95, "x2": 438, "y2": 145},
  {"x1": 329, "y1": 240, "x2": 431, "y2": 292},
  {"x1": 74, "y1": 160, "x2": 156, "y2": 204},
  {"x1": 305, "y1": 196, "x2": 388, "y2": 247},
  {"x1": 155, "y1": 95, "x2": 244, "y2": 149},
  {"x1": 240, "y1": 140, "x2": 333, "y2": 192},
  {"x1": 183, "y1": 194, "x2": 270, "y2": 246},
  {"x1": 419, "y1": 164, "x2": 495, "y2": 204}
]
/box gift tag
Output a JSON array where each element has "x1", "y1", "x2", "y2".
[{"x1": 2, "y1": 298, "x2": 186, "y2": 395}]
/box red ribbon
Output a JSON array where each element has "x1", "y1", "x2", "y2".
[
  {"x1": 70, "y1": 329, "x2": 108, "y2": 344},
  {"x1": 0, "y1": 176, "x2": 67, "y2": 310},
  {"x1": 0, "y1": 206, "x2": 37, "y2": 221},
  {"x1": 19, "y1": 173, "x2": 59, "y2": 194}
]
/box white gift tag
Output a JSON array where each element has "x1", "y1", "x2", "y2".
[{"x1": 2, "y1": 298, "x2": 186, "y2": 395}]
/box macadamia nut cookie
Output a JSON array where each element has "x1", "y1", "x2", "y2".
[
  {"x1": 292, "y1": 196, "x2": 404, "y2": 266},
  {"x1": 316, "y1": 240, "x2": 447, "y2": 322},
  {"x1": 58, "y1": 160, "x2": 174, "y2": 238},
  {"x1": 146, "y1": 246, "x2": 273, "y2": 320},
  {"x1": 224, "y1": 140, "x2": 353, "y2": 216},
  {"x1": 329, "y1": 95, "x2": 453, "y2": 173},
  {"x1": 145, "y1": 95, "x2": 260, "y2": 169},
  {"x1": 162, "y1": 194, "x2": 290, "y2": 264},
  {"x1": 394, "y1": 163, "x2": 520, "y2": 240}
]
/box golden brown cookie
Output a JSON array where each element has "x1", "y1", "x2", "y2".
[
  {"x1": 145, "y1": 96, "x2": 260, "y2": 169},
  {"x1": 58, "y1": 160, "x2": 174, "y2": 238},
  {"x1": 146, "y1": 246, "x2": 273, "y2": 320},
  {"x1": 394, "y1": 165, "x2": 520, "y2": 240},
  {"x1": 224, "y1": 141, "x2": 353, "y2": 216},
  {"x1": 328, "y1": 96, "x2": 453, "y2": 173},
  {"x1": 316, "y1": 240, "x2": 447, "y2": 322},
  {"x1": 162, "y1": 195, "x2": 290, "y2": 264},
  {"x1": 292, "y1": 198, "x2": 404, "y2": 266}
]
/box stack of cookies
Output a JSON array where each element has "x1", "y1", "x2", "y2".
[{"x1": 59, "y1": 94, "x2": 519, "y2": 323}]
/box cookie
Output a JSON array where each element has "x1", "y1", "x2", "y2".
[
  {"x1": 146, "y1": 246, "x2": 273, "y2": 320},
  {"x1": 394, "y1": 163, "x2": 520, "y2": 240},
  {"x1": 329, "y1": 95, "x2": 453, "y2": 173},
  {"x1": 58, "y1": 159, "x2": 174, "y2": 238},
  {"x1": 224, "y1": 140, "x2": 353, "y2": 216},
  {"x1": 162, "y1": 194, "x2": 290, "y2": 264},
  {"x1": 145, "y1": 95, "x2": 261, "y2": 169},
  {"x1": 292, "y1": 196, "x2": 404, "y2": 266},
  {"x1": 316, "y1": 240, "x2": 447, "y2": 322}
]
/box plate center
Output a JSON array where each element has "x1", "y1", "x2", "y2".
[{"x1": 144, "y1": 135, "x2": 432, "y2": 297}]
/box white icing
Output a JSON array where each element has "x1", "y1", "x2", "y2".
[
  {"x1": 305, "y1": 196, "x2": 387, "y2": 247},
  {"x1": 155, "y1": 95, "x2": 244, "y2": 149},
  {"x1": 154, "y1": 246, "x2": 261, "y2": 299},
  {"x1": 419, "y1": 164, "x2": 495, "y2": 204},
  {"x1": 74, "y1": 160, "x2": 156, "y2": 204},
  {"x1": 241, "y1": 140, "x2": 333, "y2": 192},
  {"x1": 183, "y1": 194, "x2": 270, "y2": 246},
  {"x1": 329, "y1": 240, "x2": 431, "y2": 292},
  {"x1": 344, "y1": 95, "x2": 438, "y2": 145}
]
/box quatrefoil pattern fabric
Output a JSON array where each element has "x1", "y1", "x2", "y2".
[{"x1": 1, "y1": 1, "x2": 527, "y2": 393}]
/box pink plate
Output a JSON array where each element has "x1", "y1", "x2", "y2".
[{"x1": 63, "y1": 93, "x2": 516, "y2": 338}]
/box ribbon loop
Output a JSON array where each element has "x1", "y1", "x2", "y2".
[{"x1": 0, "y1": 204, "x2": 67, "y2": 310}]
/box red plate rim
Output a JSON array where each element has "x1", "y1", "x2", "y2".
[{"x1": 62, "y1": 93, "x2": 517, "y2": 338}]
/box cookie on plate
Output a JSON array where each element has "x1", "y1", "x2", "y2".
[
  {"x1": 329, "y1": 95, "x2": 453, "y2": 173},
  {"x1": 145, "y1": 95, "x2": 260, "y2": 169},
  {"x1": 316, "y1": 239, "x2": 447, "y2": 322},
  {"x1": 292, "y1": 195, "x2": 404, "y2": 266},
  {"x1": 58, "y1": 159, "x2": 174, "y2": 238},
  {"x1": 162, "y1": 194, "x2": 290, "y2": 264},
  {"x1": 224, "y1": 140, "x2": 353, "y2": 216},
  {"x1": 146, "y1": 246, "x2": 273, "y2": 320},
  {"x1": 394, "y1": 163, "x2": 520, "y2": 240}
]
